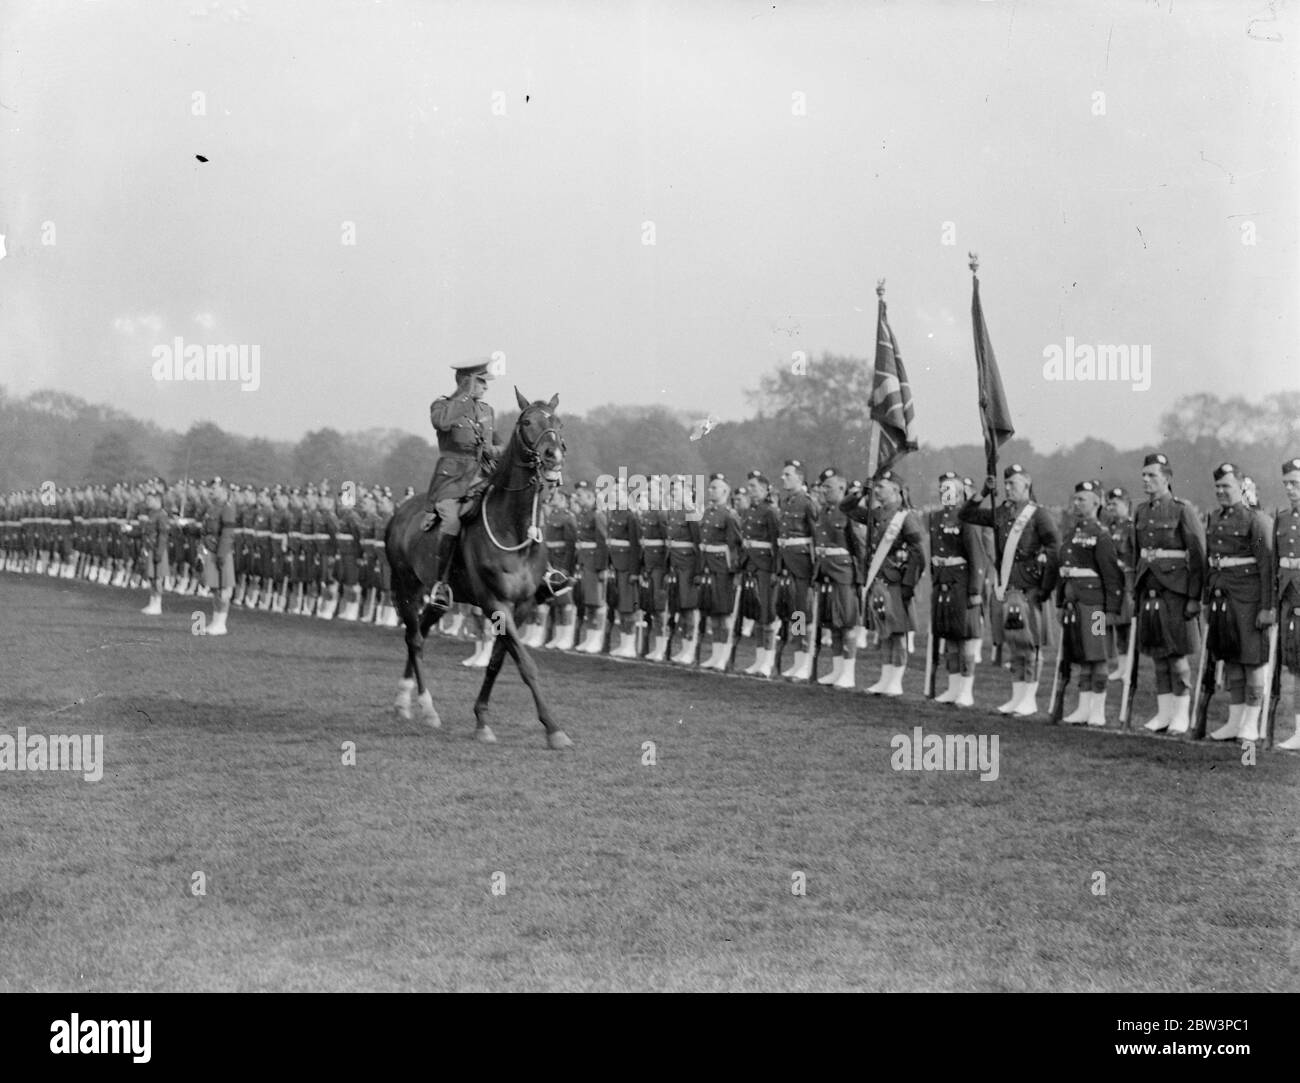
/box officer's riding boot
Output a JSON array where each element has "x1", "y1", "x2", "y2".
[
  {"x1": 420, "y1": 482, "x2": 440, "y2": 533},
  {"x1": 431, "y1": 534, "x2": 456, "y2": 609}
]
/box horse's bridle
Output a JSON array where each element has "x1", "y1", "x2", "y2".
[{"x1": 481, "y1": 405, "x2": 565, "y2": 552}]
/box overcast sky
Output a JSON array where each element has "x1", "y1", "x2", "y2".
[{"x1": 1, "y1": 0, "x2": 1295, "y2": 455}]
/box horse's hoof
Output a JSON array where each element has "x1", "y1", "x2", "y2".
[
  {"x1": 476, "y1": 726, "x2": 498, "y2": 744},
  {"x1": 417, "y1": 691, "x2": 441, "y2": 729},
  {"x1": 546, "y1": 730, "x2": 573, "y2": 750}
]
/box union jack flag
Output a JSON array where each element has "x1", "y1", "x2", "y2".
[{"x1": 869, "y1": 297, "x2": 918, "y2": 476}]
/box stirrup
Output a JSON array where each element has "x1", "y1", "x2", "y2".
[
  {"x1": 430, "y1": 580, "x2": 454, "y2": 608},
  {"x1": 542, "y1": 567, "x2": 572, "y2": 598}
]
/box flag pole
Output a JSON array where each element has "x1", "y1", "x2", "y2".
[
  {"x1": 862, "y1": 279, "x2": 885, "y2": 649},
  {"x1": 970, "y1": 252, "x2": 1001, "y2": 571}
]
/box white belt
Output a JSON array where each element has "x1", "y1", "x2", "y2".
[
  {"x1": 545, "y1": 540, "x2": 568, "y2": 548},
  {"x1": 780, "y1": 536, "x2": 812, "y2": 548},
  {"x1": 1059, "y1": 566, "x2": 1100, "y2": 579},
  {"x1": 1209, "y1": 556, "x2": 1256, "y2": 569},
  {"x1": 607, "y1": 539, "x2": 632, "y2": 548},
  {"x1": 252, "y1": 530, "x2": 271, "y2": 538},
  {"x1": 744, "y1": 540, "x2": 773, "y2": 549},
  {"x1": 1280, "y1": 556, "x2": 1300, "y2": 570},
  {"x1": 817, "y1": 546, "x2": 850, "y2": 557},
  {"x1": 310, "y1": 533, "x2": 330, "y2": 540},
  {"x1": 575, "y1": 541, "x2": 598, "y2": 549},
  {"x1": 701, "y1": 544, "x2": 730, "y2": 554},
  {"x1": 640, "y1": 539, "x2": 665, "y2": 546},
  {"x1": 1141, "y1": 547, "x2": 1187, "y2": 560},
  {"x1": 931, "y1": 556, "x2": 967, "y2": 567},
  {"x1": 271, "y1": 533, "x2": 288, "y2": 541},
  {"x1": 669, "y1": 540, "x2": 696, "y2": 549}
]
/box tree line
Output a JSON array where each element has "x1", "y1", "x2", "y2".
[{"x1": 2, "y1": 362, "x2": 1296, "y2": 514}]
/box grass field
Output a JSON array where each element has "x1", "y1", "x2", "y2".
[{"x1": 1, "y1": 572, "x2": 1296, "y2": 992}]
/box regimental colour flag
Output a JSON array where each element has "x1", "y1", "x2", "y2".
[
  {"x1": 869, "y1": 295, "x2": 919, "y2": 477},
  {"x1": 971, "y1": 271, "x2": 1015, "y2": 477}
]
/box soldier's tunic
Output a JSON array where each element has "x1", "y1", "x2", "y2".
[
  {"x1": 335, "y1": 507, "x2": 362, "y2": 587},
  {"x1": 605, "y1": 508, "x2": 642, "y2": 616},
  {"x1": 200, "y1": 499, "x2": 237, "y2": 590},
  {"x1": 269, "y1": 505, "x2": 293, "y2": 585},
  {"x1": 814, "y1": 500, "x2": 865, "y2": 631},
  {"x1": 637, "y1": 507, "x2": 669, "y2": 617},
  {"x1": 231, "y1": 503, "x2": 251, "y2": 579},
  {"x1": 316, "y1": 504, "x2": 339, "y2": 587},
  {"x1": 248, "y1": 504, "x2": 273, "y2": 581},
  {"x1": 56, "y1": 494, "x2": 76, "y2": 561},
  {"x1": 1132, "y1": 494, "x2": 1206, "y2": 659},
  {"x1": 1204, "y1": 503, "x2": 1274, "y2": 667},
  {"x1": 849, "y1": 502, "x2": 925, "y2": 637},
  {"x1": 543, "y1": 504, "x2": 577, "y2": 584},
  {"x1": 1276, "y1": 506, "x2": 1300, "y2": 675},
  {"x1": 427, "y1": 393, "x2": 500, "y2": 525},
  {"x1": 287, "y1": 503, "x2": 308, "y2": 585},
  {"x1": 357, "y1": 508, "x2": 385, "y2": 593},
  {"x1": 927, "y1": 505, "x2": 987, "y2": 643},
  {"x1": 141, "y1": 505, "x2": 171, "y2": 582},
  {"x1": 664, "y1": 508, "x2": 702, "y2": 611},
  {"x1": 1054, "y1": 516, "x2": 1123, "y2": 667},
  {"x1": 573, "y1": 505, "x2": 608, "y2": 609},
  {"x1": 959, "y1": 498, "x2": 1060, "y2": 657},
  {"x1": 776, "y1": 489, "x2": 818, "y2": 625},
  {"x1": 739, "y1": 500, "x2": 782, "y2": 626},
  {"x1": 697, "y1": 503, "x2": 743, "y2": 617}
]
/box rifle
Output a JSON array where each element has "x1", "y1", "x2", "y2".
[
  {"x1": 1118, "y1": 608, "x2": 1140, "y2": 729},
  {"x1": 924, "y1": 631, "x2": 942, "y2": 698},
  {"x1": 804, "y1": 583, "x2": 822, "y2": 678},
  {"x1": 1261, "y1": 620, "x2": 1280, "y2": 748},
  {"x1": 1047, "y1": 646, "x2": 1069, "y2": 724},
  {"x1": 1191, "y1": 637, "x2": 1216, "y2": 740},
  {"x1": 723, "y1": 571, "x2": 745, "y2": 671}
]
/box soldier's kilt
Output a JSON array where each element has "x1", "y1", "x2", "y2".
[
  {"x1": 577, "y1": 563, "x2": 602, "y2": 608},
  {"x1": 611, "y1": 569, "x2": 638, "y2": 614},
  {"x1": 701, "y1": 571, "x2": 735, "y2": 617},
  {"x1": 999, "y1": 589, "x2": 1043, "y2": 651},
  {"x1": 1282, "y1": 605, "x2": 1300, "y2": 675},
  {"x1": 932, "y1": 580, "x2": 981, "y2": 640},
  {"x1": 867, "y1": 579, "x2": 908, "y2": 636},
  {"x1": 1135, "y1": 586, "x2": 1197, "y2": 658},
  {"x1": 821, "y1": 578, "x2": 860, "y2": 630},
  {"x1": 201, "y1": 551, "x2": 236, "y2": 590},
  {"x1": 1060, "y1": 600, "x2": 1107, "y2": 663},
  {"x1": 337, "y1": 544, "x2": 360, "y2": 587},
  {"x1": 668, "y1": 558, "x2": 699, "y2": 610},
  {"x1": 148, "y1": 548, "x2": 170, "y2": 583},
  {"x1": 1205, "y1": 584, "x2": 1266, "y2": 666}
]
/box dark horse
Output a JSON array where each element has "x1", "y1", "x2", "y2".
[{"x1": 385, "y1": 388, "x2": 571, "y2": 748}]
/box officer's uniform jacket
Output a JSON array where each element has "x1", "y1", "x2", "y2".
[
  {"x1": 697, "y1": 504, "x2": 742, "y2": 577},
  {"x1": 428, "y1": 393, "x2": 502, "y2": 504},
  {"x1": 739, "y1": 502, "x2": 781, "y2": 575},
  {"x1": 543, "y1": 504, "x2": 577, "y2": 574},
  {"x1": 959, "y1": 497, "x2": 1061, "y2": 600},
  {"x1": 1132, "y1": 494, "x2": 1206, "y2": 602},
  {"x1": 1054, "y1": 516, "x2": 1123, "y2": 615},
  {"x1": 1204, "y1": 501, "x2": 1275, "y2": 665},
  {"x1": 776, "y1": 489, "x2": 818, "y2": 581}
]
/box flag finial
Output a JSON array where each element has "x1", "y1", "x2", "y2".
[
  {"x1": 876, "y1": 278, "x2": 886, "y2": 298},
  {"x1": 968, "y1": 252, "x2": 979, "y2": 274}
]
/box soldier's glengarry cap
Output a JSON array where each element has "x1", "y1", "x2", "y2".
[
  {"x1": 876, "y1": 468, "x2": 905, "y2": 486},
  {"x1": 783, "y1": 459, "x2": 803, "y2": 471},
  {"x1": 818, "y1": 467, "x2": 838, "y2": 484},
  {"x1": 746, "y1": 469, "x2": 769, "y2": 485},
  {"x1": 1003, "y1": 464, "x2": 1027, "y2": 479},
  {"x1": 574, "y1": 480, "x2": 591, "y2": 490},
  {"x1": 1143, "y1": 452, "x2": 1169, "y2": 467},
  {"x1": 1075, "y1": 480, "x2": 1100, "y2": 493},
  {"x1": 1283, "y1": 458, "x2": 1300, "y2": 476},
  {"x1": 1213, "y1": 462, "x2": 1239, "y2": 481},
  {"x1": 709, "y1": 472, "x2": 727, "y2": 483},
  {"x1": 1107, "y1": 486, "x2": 1127, "y2": 500}
]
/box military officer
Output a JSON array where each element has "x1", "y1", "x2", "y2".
[
  {"x1": 776, "y1": 459, "x2": 819, "y2": 680},
  {"x1": 696, "y1": 473, "x2": 744, "y2": 671},
  {"x1": 571, "y1": 480, "x2": 609, "y2": 653},
  {"x1": 638, "y1": 479, "x2": 672, "y2": 661},
  {"x1": 1102, "y1": 486, "x2": 1137, "y2": 680},
  {"x1": 334, "y1": 488, "x2": 364, "y2": 621},
  {"x1": 960, "y1": 464, "x2": 1061, "y2": 716},
  {"x1": 139, "y1": 479, "x2": 171, "y2": 615},
  {"x1": 800, "y1": 472, "x2": 862, "y2": 688},
  {"x1": 541, "y1": 486, "x2": 579, "y2": 650},
  {"x1": 198, "y1": 477, "x2": 236, "y2": 635},
  {"x1": 927, "y1": 471, "x2": 987, "y2": 707},
  {"x1": 846, "y1": 468, "x2": 926, "y2": 695},
  {"x1": 1055, "y1": 481, "x2": 1124, "y2": 725},
  {"x1": 420, "y1": 361, "x2": 504, "y2": 608},
  {"x1": 605, "y1": 479, "x2": 643, "y2": 659},
  {"x1": 738, "y1": 470, "x2": 782, "y2": 678},
  {"x1": 1205, "y1": 463, "x2": 1276, "y2": 744},
  {"x1": 1132, "y1": 452, "x2": 1207, "y2": 734},
  {"x1": 665, "y1": 474, "x2": 704, "y2": 665},
  {"x1": 1274, "y1": 458, "x2": 1300, "y2": 750}
]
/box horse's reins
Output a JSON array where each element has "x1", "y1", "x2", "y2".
[{"x1": 481, "y1": 411, "x2": 562, "y2": 553}]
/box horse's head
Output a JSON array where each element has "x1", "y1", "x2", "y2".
[{"x1": 512, "y1": 388, "x2": 565, "y2": 486}]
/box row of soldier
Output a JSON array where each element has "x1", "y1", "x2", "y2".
[
  {"x1": 3, "y1": 454, "x2": 1297, "y2": 748},
  {"x1": 0, "y1": 478, "x2": 410, "y2": 634}
]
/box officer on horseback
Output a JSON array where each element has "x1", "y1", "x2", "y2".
[{"x1": 420, "y1": 361, "x2": 504, "y2": 606}]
